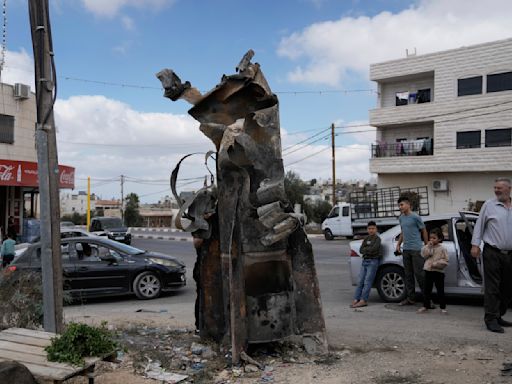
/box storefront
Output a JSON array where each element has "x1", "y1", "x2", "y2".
[{"x1": 0, "y1": 159, "x2": 75, "y2": 240}]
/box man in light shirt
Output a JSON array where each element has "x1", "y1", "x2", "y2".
[{"x1": 471, "y1": 178, "x2": 512, "y2": 333}]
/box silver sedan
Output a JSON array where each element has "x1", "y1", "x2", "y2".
[{"x1": 348, "y1": 212, "x2": 482, "y2": 302}]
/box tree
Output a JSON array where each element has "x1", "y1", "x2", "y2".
[
  {"x1": 124, "y1": 193, "x2": 143, "y2": 227},
  {"x1": 284, "y1": 170, "x2": 308, "y2": 207},
  {"x1": 304, "y1": 200, "x2": 332, "y2": 224},
  {"x1": 61, "y1": 212, "x2": 90, "y2": 225}
]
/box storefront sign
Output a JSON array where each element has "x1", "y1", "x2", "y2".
[{"x1": 0, "y1": 159, "x2": 75, "y2": 189}]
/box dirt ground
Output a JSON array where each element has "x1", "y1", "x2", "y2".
[{"x1": 59, "y1": 316, "x2": 511, "y2": 384}]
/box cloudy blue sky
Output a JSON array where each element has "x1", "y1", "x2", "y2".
[{"x1": 4, "y1": 0, "x2": 512, "y2": 202}]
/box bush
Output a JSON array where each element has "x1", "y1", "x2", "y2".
[
  {"x1": 45, "y1": 322, "x2": 117, "y2": 366},
  {"x1": 0, "y1": 271, "x2": 43, "y2": 330}
]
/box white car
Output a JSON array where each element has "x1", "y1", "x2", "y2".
[
  {"x1": 348, "y1": 212, "x2": 482, "y2": 302},
  {"x1": 13, "y1": 228, "x2": 98, "y2": 261}
]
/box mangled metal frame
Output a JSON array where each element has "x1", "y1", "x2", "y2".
[{"x1": 157, "y1": 50, "x2": 327, "y2": 363}]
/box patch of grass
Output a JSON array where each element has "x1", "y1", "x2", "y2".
[{"x1": 0, "y1": 271, "x2": 43, "y2": 329}]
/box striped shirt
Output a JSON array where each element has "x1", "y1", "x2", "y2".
[{"x1": 471, "y1": 198, "x2": 512, "y2": 251}]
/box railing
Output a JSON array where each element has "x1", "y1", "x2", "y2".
[{"x1": 371, "y1": 139, "x2": 433, "y2": 158}]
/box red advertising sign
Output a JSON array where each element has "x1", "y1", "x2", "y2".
[{"x1": 0, "y1": 159, "x2": 75, "y2": 189}]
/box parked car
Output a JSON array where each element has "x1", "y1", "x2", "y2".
[
  {"x1": 13, "y1": 228, "x2": 98, "y2": 262},
  {"x1": 7, "y1": 237, "x2": 186, "y2": 300},
  {"x1": 349, "y1": 212, "x2": 482, "y2": 302},
  {"x1": 60, "y1": 221, "x2": 75, "y2": 228},
  {"x1": 89, "y1": 217, "x2": 131, "y2": 245}
]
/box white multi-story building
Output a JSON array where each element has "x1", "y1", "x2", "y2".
[
  {"x1": 60, "y1": 191, "x2": 96, "y2": 215},
  {"x1": 369, "y1": 38, "x2": 512, "y2": 214}
]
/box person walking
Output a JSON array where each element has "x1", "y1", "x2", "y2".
[
  {"x1": 351, "y1": 221, "x2": 382, "y2": 308},
  {"x1": 1, "y1": 233, "x2": 16, "y2": 268},
  {"x1": 471, "y1": 177, "x2": 512, "y2": 333},
  {"x1": 395, "y1": 195, "x2": 428, "y2": 306},
  {"x1": 417, "y1": 228, "x2": 449, "y2": 314}
]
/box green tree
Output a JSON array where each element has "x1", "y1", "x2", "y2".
[
  {"x1": 61, "y1": 212, "x2": 90, "y2": 225},
  {"x1": 284, "y1": 170, "x2": 308, "y2": 207},
  {"x1": 124, "y1": 193, "x2": 143, "y2": 227},
  {"x1": 304, "y1": 200, "x2": 332, "y2": 224}
]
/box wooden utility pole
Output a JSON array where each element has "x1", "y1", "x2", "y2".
[
  {"x1": 331, "y1": 123, "x2": 336, "y2": 205},
  {"x1": 87, "y1": 176, "x2": 91, "y2": 229},
  {"x1": 120, "y1": 174, "x2": 125, "y2": 222},
  {"x1": 29, "y1": 0, "x2": 63, "y2": 333}
]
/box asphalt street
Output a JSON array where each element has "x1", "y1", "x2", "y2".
[{"x1": 65, "y1": 234, "x2": 511, "y2": 352}]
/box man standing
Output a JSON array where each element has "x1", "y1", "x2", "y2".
[
  {"x1": 396, "y1": 196, "x2": 428, "y2": 305},
  {"x1": 471, "y1": 178, "x2": 512, "y2": 333}
]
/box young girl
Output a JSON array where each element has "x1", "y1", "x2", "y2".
[{"x1": 417, "y1": 228, "x2": 449, "y2": 314}]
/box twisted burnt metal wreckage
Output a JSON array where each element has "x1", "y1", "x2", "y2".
[{"x1": 157, "y1": 50, "x2": 327, "y2": 363}]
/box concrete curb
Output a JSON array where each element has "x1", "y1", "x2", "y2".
[
  {"x1": 132, "y1": 234, "x2": 192, "y2": 242},
  {"x1": 130, "y1": 227, "x2": 179, "y2": 233}
]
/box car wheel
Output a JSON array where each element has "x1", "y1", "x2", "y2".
[
  {"x1": 376, "y1": 266, "x2": 406, "y2": 303},
  {"x1": 133, "y1": 271, "x2": 162, "y2": 300},
  {"x1": 324, "y1": 229, "x2": 334, "y2": 240},
  {"x1": 346, "y1": 236, "x2": 354, "y2": 240}
]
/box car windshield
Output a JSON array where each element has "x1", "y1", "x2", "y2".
[{"x1": 100, "y1": 218, "x2": 123, "y2": 229}]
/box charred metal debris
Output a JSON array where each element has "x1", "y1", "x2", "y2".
[{"x1": 157, "y1": 50, "x2": 328, "y2": 363}]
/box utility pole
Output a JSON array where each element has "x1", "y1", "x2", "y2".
[
  {"x1": 86, "y1": 176, "x2": 91, "y2": 229},
  {"x1": 331, "y1": 123, "x2": 336, "y2": 205},
  {"x1": 120, "y1": 174, "x2": 125, "y2": 222},
  {"x1": 29, "y1": 0, "x2": 63, "y2": 333}
]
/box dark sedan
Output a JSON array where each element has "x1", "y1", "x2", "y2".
[{"x1": 8, "y1": 237, "x2": 186, "y2": 300}]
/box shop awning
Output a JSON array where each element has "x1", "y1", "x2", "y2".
[{"x1": 0, "y1": 159, "x2": 75, "y2": 189}]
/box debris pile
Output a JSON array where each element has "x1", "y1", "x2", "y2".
[{"x1": 109, "y1": 325, "x2": 339, "y2": 383}]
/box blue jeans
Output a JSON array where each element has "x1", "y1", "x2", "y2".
[{"x1": 354, "y1": 258, "x2": 380, "y2": 302}]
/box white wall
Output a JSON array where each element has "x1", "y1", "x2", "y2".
[
  {"x1": 378, "y1": 172, "x2": 512, "y2": 214},
  {"x1": 0, "y1": 84, "x2": 37, "y2": 162}
]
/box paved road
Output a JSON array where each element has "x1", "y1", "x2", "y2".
[{"x1": 65, "y1": 235, "x2": 511, "y2": 352}]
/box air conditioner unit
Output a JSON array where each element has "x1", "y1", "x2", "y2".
[
  {"x1": 432, "y1": 179, "x2": 448, "y2": 192},
  {"x1": 14, "y1": 83, "x2": 31, "y2": 99}
]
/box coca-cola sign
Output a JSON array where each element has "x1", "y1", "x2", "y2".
[
  {"x1": 0, "y1": 159, "x2": 75, "y2": 189},
  {"x1": 0, "y1": 165, "x2": 14, "y2": 182}
]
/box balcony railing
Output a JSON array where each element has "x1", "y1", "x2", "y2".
[{"x1": 371, "y1": 139, "x2": 433, "y2": 158}]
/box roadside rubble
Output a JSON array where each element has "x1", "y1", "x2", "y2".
[{"x1": 63, "y1": 322, "x2": 511, "y2": 384}]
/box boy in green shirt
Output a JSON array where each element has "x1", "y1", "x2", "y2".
[{"x1": 1, "y1": 234, "x2": 16, "y2": 267}]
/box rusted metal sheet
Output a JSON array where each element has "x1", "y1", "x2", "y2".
[{"x1": 158, "y1": 50, "x2": 327, "y2": 362}]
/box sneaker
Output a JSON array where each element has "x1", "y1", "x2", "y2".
[
  {"x1": 399, "y1": 299, "x2": 415, "y2": 306},
  {"x1": 441, "y1": 309, "x2": 448, "y2": 315},
  {"x1": 417, "y1": 307, "x2": 428, "y2": 314}
]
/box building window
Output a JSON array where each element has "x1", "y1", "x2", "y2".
[
  {"x1": 487, "y1": 71, "x2": 512, "y2": 93},
  {"x1": 458, "y1": 76, "x2": 482, "y2": 96},
  {"x1": 395, "y1": 92, "x2": 409, "y2": 106},
  {"x1": 485, "y1": 128, "x2": 512, "y2": 147},
  {"x1": 416, "y1": 88, "x2": 431, "y2": 103},
  {"x1": 0, "y1": 114, "x2": 14, "y2": 144},
  {"x1": 456, "y1": 131, "x2": 481, "y2": 149}
]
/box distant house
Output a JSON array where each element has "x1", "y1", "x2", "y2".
[
  {"x1": 369, "y1": 38, "x2": 512, "y2": 213},
  {"x1": 60, "y1": 191, "x2": 96, "y2": 215},
  {"x1": 95, "y1": 199, "x2": 121, "y2": 218}
]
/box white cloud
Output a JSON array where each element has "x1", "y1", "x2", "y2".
[
  {"x1": 1, "y1": 49, "x2": 35, "y2": 89},
  {"x1": 121, "y1": 16, "x2": 135, "y2": 30},
  {"x1": 112, "y1": 41, "x2": 132, "y2": 55},
  {"x1": 81, "y1": 0, "x2": 174, "y2": 17},
  {"x1": 277, "y1": 0, "x2": 512, "y2": 85},
  {"x1": 54, "y1": 95, "x2": 215, "y2": 200}
]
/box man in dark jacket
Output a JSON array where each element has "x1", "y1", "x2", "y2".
[{"x1": 351, "y1": 221, "x2": 381, "y2": 308}]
